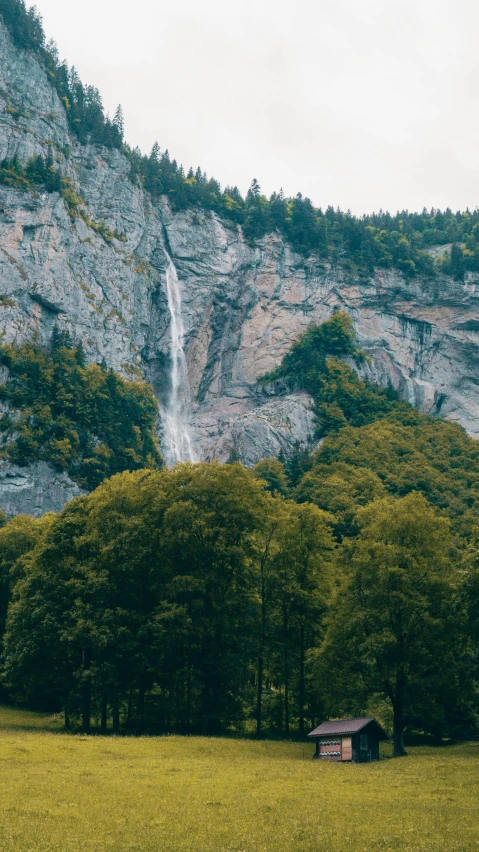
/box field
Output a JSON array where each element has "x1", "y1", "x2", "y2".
[{"x1": 0, "y1": 706, "x2": 478, "y2": 851}]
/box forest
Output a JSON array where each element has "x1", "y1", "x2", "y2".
[
  {"x1": 0, "y1": 315, "x2": 477, "y2": 757},
  {"x1": 2, "y1": 0, "x2": 479, "y2": 275},
  {"x1": 0, "y1": 330, "x2": 162, "y2": 489}
]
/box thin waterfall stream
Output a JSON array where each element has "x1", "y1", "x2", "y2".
[{"x1": 161, "y1": 252, "x2": 195, "y2": 466}]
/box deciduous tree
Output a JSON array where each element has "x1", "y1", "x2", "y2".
[{"x1": 311, "y1": 493, "x2": 463, "y2": 755}]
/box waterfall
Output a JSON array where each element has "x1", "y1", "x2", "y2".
[{"x1": 161, "y1": 252, "x2": 195, "y2": 466}]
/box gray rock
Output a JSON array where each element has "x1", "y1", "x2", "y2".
[
  {"x1": 192, "y1": 392, "x2": 317, "y2": 466},
  {"x1": 0, "y1": 461, "x2": 83, "y2": 517},
  {"x1": 0, "y1": 17, "x2": 479, "y2": 515}
]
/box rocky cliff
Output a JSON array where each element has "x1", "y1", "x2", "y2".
[{"x1": 1, "y1": 18, "x2": 479, "y2": 515}]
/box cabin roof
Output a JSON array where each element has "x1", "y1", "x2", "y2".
[{"x1": 308, "y1": 717, "x2": 388, "y2": 738}]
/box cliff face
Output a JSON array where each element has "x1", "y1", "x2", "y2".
[{"x1": 1, "y1": 19, "x2": 479, "y2": 514}]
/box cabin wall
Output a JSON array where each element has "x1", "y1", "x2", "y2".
[
  {"x1": 315, "y1": 736, "x2": 353, "y2": 761},
  {"x1": 314, "y1": 735, "x2": 364, "y2": 762},
  {"x1": 313, "y1": 722, "x2": 384, "y2": 762},
  {"x1": 341, "y1": 736, "x2": 352, "y2": 761},
  {"x1": 318, "y1": 738, "x2": 341, "y2": 760},
  {"x1": 353, "y1": 726, "x2": 381, "y2": 762}
]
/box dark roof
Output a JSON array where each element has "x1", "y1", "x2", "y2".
[{"x1": 308, "y1": 717, "x2": 388, "y2": 739}]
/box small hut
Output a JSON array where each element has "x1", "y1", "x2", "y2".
[{"x1": 308, "y1": 717, "x2": 388, "y2": 763}]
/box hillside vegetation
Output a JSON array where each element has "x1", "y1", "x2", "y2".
[
  {"x1": 0, "y1": 315, "x2": 478, "y2": 754},
  {"x1": 0, "y1": 330, "x2": 162, "y2": 489},
  {"x1": 0, "y1": 706, "x2": 478, "y2": 852},
  {"x1": 272, "y1": 312, "x2": 479, "y2": 538}
]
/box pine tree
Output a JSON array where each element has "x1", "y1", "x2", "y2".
[
  {"x1": 450, "y1": 243, "x2": 465, "y2": 280},
  {"x1": 112, "y1": 104, "x2": 124, "y2": 141}
]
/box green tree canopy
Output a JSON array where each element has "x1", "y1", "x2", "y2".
[
  {"x1": 0, "y1": 332, "x2": 162, "y2": 490},
  {"x1": 1, "y1": 463, "x2": 337, "y2": 736},
  {"x1": 310, "y1": 493, "x2": 473, "y2": 755},
  {"x1": 299, "y1": 416, "x2": 479, "y2": 540},
  {"x1": 253, "y1": 457, "x2": 289, "y2": 497},
  {"x1": 263, "y1": 312, "x2": 409, "y2": 439}
]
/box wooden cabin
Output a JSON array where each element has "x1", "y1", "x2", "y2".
[{"x1": 308, "y1": 717, "x2": 388, "y2": 763}]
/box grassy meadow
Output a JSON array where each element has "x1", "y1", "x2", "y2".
[{"x1": 0, "y1": 706, "x2": 478, "y2": 852}]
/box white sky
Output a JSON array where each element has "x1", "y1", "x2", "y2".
[{"x1": 31, "y1": 0, "x2": 479, "y2": 215}]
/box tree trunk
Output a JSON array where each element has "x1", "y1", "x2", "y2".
[
  {"x1": 100, "y1": 693, "x2": 108, "y2": 734},
  {"x1": 138, "y1": 686, "x2": 145, "y2": 732},
  {"x1": 256, "y1": 528, "x2": 275, "y2": 738},
  {"x1": 167, "y1": 687, "x2": 172, "y2": 733},
  {"x1": 82, "y1": 649, "x2": 91, "y2": 734},
  {"x1": 256, "y1": 654, "x2": 263, "y2": 737},
  {"x1": 256, "y1": 564, "x2": 267, "y2": 737},
  {"x1": 299, "y1": 622, "x2": 305, "y2": 738},
  {"x1": 392, "y1": 698, "x2": 407, "y2": 757},
  {"x1": 283, "y1": 606, "x2": 290, "y2": 735},
  {"x1": 112, "y1": 693, "x2": 120, "y2": 735},
  {"x1": 186, "y1": 658, "x2": 191, "y2": 735},
  {"x1": 278, "y1": 685, "x2": 283, "y2": 734}
]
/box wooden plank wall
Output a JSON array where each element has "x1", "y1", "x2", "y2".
[
  {"x1": 341, "y1": 736, "x2": 352, "y2": 761},
  {"x1": 319, "y1": 739, "x2": 341, "y2": 760}
]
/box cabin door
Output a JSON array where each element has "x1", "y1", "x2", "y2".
[{"x1": 359, "y1": 733, "x2": 369, "y2": 762}]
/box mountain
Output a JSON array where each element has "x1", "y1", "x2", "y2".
[{"x1": 1, "y1": 11, "x2": 479, "y2": 516}]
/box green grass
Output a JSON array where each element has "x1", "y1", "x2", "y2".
[{"x1": 0, "y1": 707, "x2": 478, "y2": 851}]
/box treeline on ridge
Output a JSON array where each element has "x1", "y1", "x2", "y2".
[
  {"x1": 2, "y1": 1, "x2": 479, "y2": 276},
  {"x1": 0, "y1": 0, "x2": 124, "y2": 148},
  {"x1": 130, "y1": 159, "x2": 479, "y2": 277}
]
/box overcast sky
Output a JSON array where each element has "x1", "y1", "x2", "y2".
[{"x1": 31, "y1": 0, "x2": 479, "y2": 215}]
